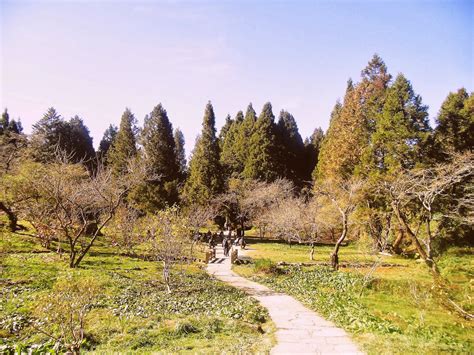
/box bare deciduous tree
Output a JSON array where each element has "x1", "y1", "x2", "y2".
[
  {"x1": 144, "y1": 207, "x2": 189, "y2": 293},
  {"x1": 315, "y1": 178, "x2": 364, "y2": 270},
  {"x1": 380, "y1": 152, "x2": 473, "y2": 319},
  {"x1": 16, "y1": 153, "x2": 149, "y2": 267},
  {"x1": 33, "y1": 274, "x2": 101, "y2": 354}
]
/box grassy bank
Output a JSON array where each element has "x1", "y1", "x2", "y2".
[
  {"x1": 0, "y1": 228, "x2": 274, "y2": 353},
  {"x1": 234, "y1": 242, "x2": 473, "y2": 354}
]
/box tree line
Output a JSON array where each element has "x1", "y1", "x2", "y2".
[{"x1": 1, "y1": 55, "x2": 473, "y2": 313}]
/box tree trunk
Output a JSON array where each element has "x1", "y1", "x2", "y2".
[
  {"x1": 392, "y1": 228, "x2": 404, "y2": 254},
  {"x1": 331, "y1": 213, "x2": 348, "y2": 270},
  {"x1": 163, "y1": 261, "x2": 171, "y2": 293},
  {"x1": 391, "y1": 202, "x2": 440, "y2": 276},
  {"x1": 0, "y1": 201, "x2": 17, "y2": 232},
  {"x1": 309, "y1": 243, "x2": 315, "y2": 261}
]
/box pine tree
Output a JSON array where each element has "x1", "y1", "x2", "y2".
[
  {"x1": 371, "y1": 74, "x2": 431, "y2": 174},
  {"x1": 98, "y1": 124, "x2": 118, "y2": 161},
  {"x1": 243, "y1": 102, "x2": 279, "y2": 181},
  {"x1": 142, "y1": 104, "x2": 179, "y2": 179},
  {"x1": 434, "y1": 88, "x2": 473, "y2": 156},
  {"x1": 357, "y1": 54, "x2": 392, "y2": 174},
  {"x1": 108, "y1": 108, "x2": 138, "y2": 175},
  {"x1": 316, "y1": 81, "x2": 366, "y2": 182},
  {"x1": 0, "y1": 109, "x2": 22, "y2": 135},
  {"x1": 135, "y1": 104, "x2": 180, "y2": 210},
  {"x1": 305, "y1": 127, "x2": 324, "y2": 181},
  {"x1": 174, "y1": 128, "x2": 187, "y2": 181},
  {"x1": 30, "y1": 107, "x2": 68, "y2": 162},
  {"x1": 183, "y1": 102, "x2": 223, "y2": 205},
  {"x1": 276, "y1": 110, "x2": 305, "y2": 185},
  {"x1": 234, "y1": 104, "x2": 257, "y2": 173},
  {"x1": 66, "y1": 116, "x2": 96, "y2": 166},
  {"x1": 218, "y1": 114, "x2": 233, "y2": 149},
  {"x1": 220, "y1": 110, "x2": 244, "y2": 178},
  {"x1": 0, "y1": 109, "x2": 9, "y2": 133}
]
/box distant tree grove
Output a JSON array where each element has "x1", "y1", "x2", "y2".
[{"x1": 1, "y1": 55, "x2": 473, "y2": 299}]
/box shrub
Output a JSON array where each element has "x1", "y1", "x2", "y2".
[{"x1": 253, "y1": 258, "x2": 280, "y2": 274}]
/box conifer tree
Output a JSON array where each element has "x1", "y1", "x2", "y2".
[
  {"x1": 0, "y1": 109, "x2": 22, "y2": 135},
  {"x1": 183, "y1": 102, "x2": 223, "y2": 205},
  {"x1": 98, "y1": 124, "x2": 118, "y2": 161},
  {"x1": 434, "y1": 88, "x2": 474, "y2": 157},
  {"x1": 243, "y1": 102, "x2": 279, "y2": 181},
  {"x1": 220, "y1": 111, "x2": 244, "y2": 178},
  {"x1": 134, "y1": 103, "x2": 180, "y2": 210},
  {"x1": 108, "y1": 108, "x2": 137, "y2": 175},
  {"x1": 234, "y1": 103, "x2": 257, "y2": 172},
  {"x1": 0, "y1": 109, "x2": 9, "y2": 133},
  {"x1": 218, "y1": 114, "x2": 233, "y2": 149},
  {"x1": 276, "y1": 110, "x2": 305, "y2": 185},
  {"x1": 305, "y1": 127, "x2": 324, "y2": 181},
  {"x1": 316, "y1": 81, "x2": 366, "y2": 182},
  {"x1": 371, "y1": 74, "x2": 431, "y2": 174},
  {"x1": 174, "y1": 128, "x2": 187, "y2": 181},
  {"x1": 65, "y1": 116, "x2": 96, "y2": 165},
  {"x1": 357, "y1": 54, "x2": 392, "y2": 174},
  {"x1": 30, "y1": 107, "x2": 68, "y2": 162}
]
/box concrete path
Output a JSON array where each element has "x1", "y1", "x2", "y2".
[{"x1": 207, "y1": 246, "x2": 363, "y2": 355}]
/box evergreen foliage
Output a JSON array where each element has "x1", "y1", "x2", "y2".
[
  {"x1": 98, "y1": 124, "x2": 118, "y2": 162},
  {"x1": 218, "y1": 114, "x2": 234, "y2": 149},
  {"x1": 276, "y1": 110, "x2": 305, "y2": 186},
  {"x1": 30, "y1": 107, "x2": 67, "y2": 162},
  {"x1": 136, "y1": 103, "x2": 180, "y2": 210},
  {"x1": 174, "y1": 128, "x2": 187, "y2": 182},
  {"x1": 305, "y1": 127, "x2": 324, "y2": 181},
  {"x1": 183, "y1": 102, "x2": 223, "y2": 205},
  {"x1": 220, "y1": 111, "x2": 244, "y2": 178},
  {"x1": 434, "y1": 88, "x2": 474, "y2": 157},
  {"x1": 108, "y1": 108, "x2": 138, "y2": 175},
  {"x1": 30, "y1": 108, "x2": 95, "y2": 167},
  {"x1": 243, "y1": 102, "x2": 279, "y2": 181},
  {"x1": 0, "y1": 109, "x2": 23, "y2": 135},
  {"x1": 369, "y1": 74, "x2": 430, "y2": 174},
  {"x1": 65, "y1": 116, "x2": 96, "y2": 166},
  {"x1": 316, "y1": 83, "x2": 366, "y2": 182}
]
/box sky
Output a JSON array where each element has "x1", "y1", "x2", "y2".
[{"x1": 1, "y1": 0, "x2": 472, "y2": 155}]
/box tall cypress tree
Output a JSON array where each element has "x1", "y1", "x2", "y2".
[
  {"x1": 108, "y1": 108, "x2": 137, "y2": 175},
  {"x1": 305, "y1": 127, "x2": 324, "y2": 181},
  {"x1": 218, "y1": 114, "x2": 233, "y2": 149},
  {"x1": 276, "y1": 110, "x2": 305, "y2": 185},
  {"x1": 370, "y1": 74, "x2": 431, "y2": 174},
  {"x1": 98, "y1": 124, "x2": 118, "y2": 162},
  {"x1": 183, "y1": 102, "x2": 223, "y2": 205},
  {"x1": 316, "y1": 80, "x2": 366, "y2": 182},
  {"x1": 174, "y1": 127, "x2": 187, "y2": 182},
  {"x1": 234, "y1": 103, "x2": 257, "y2": 173},
  {"x1": 357, "y1": 55, "x2": 392, "y2": 174},
  {"x1": 243, "y1": 102, "x2": 279, "y2": 181},
  {"x1": 434, "y1": 88, "x2": 473, "y2": 157},
  {"x1": 66, "y1": 116, "x2": 96, "y2": 165},
  {"x1": 142, "y1": 104, "x2": 179, "y2": 180},
  {"x1": 135, "y1": 103, "x2": 180, "y2": 210},
  {"x1": 30, "y1": 107, "x2": 67, "y2": 162},
  {"x1": 220, "y1": 110, "x2": 244, "y2": 178}
]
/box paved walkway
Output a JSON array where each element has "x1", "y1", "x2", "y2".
[{"x1": 207, "y1": 246, "x2": 363, "y2": 355}]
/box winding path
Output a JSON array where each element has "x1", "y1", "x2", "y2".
[{"x1": 207, "y1": 246, "x2": 363, "y2": 355}]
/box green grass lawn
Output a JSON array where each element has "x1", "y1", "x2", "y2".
[
  {"x1": 0, "y1": 227, "x2": 275, "y2": 353},
  {"x1": 234, "y1": 241, "x2": 474, "y2": 354}
]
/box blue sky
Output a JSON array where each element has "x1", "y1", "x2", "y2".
[{"x1": 1, "y1": 0, "x2": 472, "y2": 155}]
